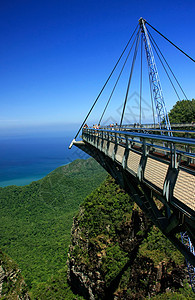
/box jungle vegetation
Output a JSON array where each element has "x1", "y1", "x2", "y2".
[{"x1": 0, "y1": 158, "x2": 106, "y2": 290}]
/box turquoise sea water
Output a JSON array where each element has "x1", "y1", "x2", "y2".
[{"x1": 0, "y1": 134, "x2": 88, "y2": 187}]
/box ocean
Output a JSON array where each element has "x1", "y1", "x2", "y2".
[{"x1": 0, "y1": 134, "x2": 88, "y2": 187}]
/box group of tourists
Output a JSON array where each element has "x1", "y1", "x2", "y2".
[
  {"x1": 110, "y1": 123, "x2": 118, "y2": 127},
  {"x1": 83, "y1": 123, "x2": 119, "y2": 129},
  {"x1": 93, "y1": 124, "x2": 100, "y2": 129},
  {"x1": 83, "y1": 124, "x2": 100, "y2": 130}
]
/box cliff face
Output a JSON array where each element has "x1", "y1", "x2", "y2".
[
  {"x1": 0, "y1": 250, "x2": 30, "y2": 299},
  {"x1": 67, "y1": 176, "x2": 188, "y2": 299}
]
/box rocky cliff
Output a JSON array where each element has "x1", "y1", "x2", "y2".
[
  {"x1": 67, "y1": 176, "x2": 191, "y2": 299},
  {"x1": 0, "y1": 250, "x2": 30, "y2": 299}
]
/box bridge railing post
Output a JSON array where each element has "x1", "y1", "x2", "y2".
[
  {"x1": 143, "y1": 138, "x2": 147, "y2": 156},
  {"x1": 122, "y1": 134, "x2": 129, "y2": 169},
  {"x1": 90, "y1": 129, "x2": 93, "y2": 143},
  {"x1": 185, "y1": 132, "x2": 192, "y2": 165},
  {"x1": 112, "y1": 132, "x2": 117, "y2": 160},
  {"x1": 91, "y1": 129, "x2": 94, "y2": 145},
  {"x1": 94, "y1": 129, "x2": 96, "y2": 145},
  {"x1": 106, "y1": 130, "x2": 108, "y2": 142},
  {"x1": 100, "y1": 130, "x2": 104, "y2": 151},
  {"x1": 170, "y1": 142, "x2": 177, "y2": 169},
  {"x1": 137, "y1": 136, "x2": 149, "y2": 182},
  {"x1": 84, "y1": 128, "x2": 88, "y2": 142}
]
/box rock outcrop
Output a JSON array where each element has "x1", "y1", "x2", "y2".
[
  {"x1": 0, "y1": 265, "x2": 5, "y2": 296},
  {"x1": 0, "y1": 250, "x2": 30, "y2": 299},
  {"x1": 67, "y1": 176, "x2": 189, "y2": 299}
]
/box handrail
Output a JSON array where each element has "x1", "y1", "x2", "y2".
[
  {"x1": 107, "y1": 123, "x2": 195, "y2": 128},
  {"x1": 82, "y1": 128, "x2": 195, "y2": 164},
  {"x1": 88, "y1": 126, "x2": 195, "y2": 135},
  {"x1": 83, "y1": 128, "x2": 195, "y2": 147},
  {"x1": 119, "y1": 127, "x2": 195, "y2": 135}
]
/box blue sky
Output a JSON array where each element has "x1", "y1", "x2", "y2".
[{"x1": 0, "y1": 0, "x2": 194, "y2": 137}]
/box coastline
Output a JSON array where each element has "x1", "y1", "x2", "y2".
[
  {"x1": 0, "y1": 175, "x2": 44, "y2": 188},
  {"x1": 0, "y1": 134, "x2": 89, "y2": 188},
  {"x1": 0, "y1": 162, "x2": 72, "y2": 188}
]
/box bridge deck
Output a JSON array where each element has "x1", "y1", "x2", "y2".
[{"x1": 80, "y1": 128, "x2": 195, "y2": 220}]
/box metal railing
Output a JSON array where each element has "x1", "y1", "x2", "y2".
[{"x1": 83, "y1": 127, "x2": 195, "y2": 167}]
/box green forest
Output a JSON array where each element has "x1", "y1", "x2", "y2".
[
  {"x1": 0, "y1": 158, "x2": 106, "y2": 291},
  {"x1": 168, "y1": 99, "x2": 195, "y2": 124}
]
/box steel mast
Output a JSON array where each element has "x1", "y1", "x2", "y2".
[{"x1": 139, "y1": 17, "x2": 171, "y2": 133}]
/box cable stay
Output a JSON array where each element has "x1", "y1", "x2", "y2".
[
  {"x1": 70, "y1": 24, "x2": 139, "y2": 145},
  {"x1": 147, "y1": 29, "x2": 188, "y2": 101},
  {"x1": 145, "y1": 20, "x2": 195, "y2": 63},
  {"x1": 98, "y1": 29, "x2": 139, "y2": 125},
  {"x1": 147, "y1": 29, "x2": 194, "y2": 114},
  {"x1": 120, "y1": 27, "x2": 141, "y2": 126},
  {"x1": 149, "y1": 31, "x2": 182, "y2": 102}
]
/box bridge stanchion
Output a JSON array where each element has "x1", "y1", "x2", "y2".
[
  {"x1": 122, "y1": 135, "x2": 129, "y2": 169},
  {"x1": 100, "y1": 130, "x2": 103, "y2": 152},
  {"x1": 107, "y1": 132, "x2": 111, "y2": 155},
  {"x1": 186, "y1": 146, "x2": 192, "y2": 165},
  {"x1": 143, "y1": 137, "x2": 147, "y2": 156},
  {"x1": 83, "y1": 128, "x2": 87, "y2": 142},
  {"x1": 105, "y1": 131, "x2": 109, "y2": 155},
  {"x1": 87, "y1": 128, "x2": 89, "y2": 142},
  {"x1": 162, "y1": 141, "x2": 178, "y2": 206},
  {"x1": 96, "y1": 130, "x2": 98, "y2": 149},
  {"x1": 89, "y1": 129, "x2": 91, "y2": 143},
  {"x1": 93, "y1": 129, "x2": 96, "y2": 146},
  {"x1": 112, "y1": 132, "x2": 117, "y2": 161},
  {"x1": 186, "y1": 133, "x2": 192, "y2": 165},
  {"x1": 137, "y1": 137, "x2": 148, "y2": 182},
  {"x1": 89, "y1": 129, "x2": 92, "y2": 143},
  {"x1": 170, "y1": 142, "x2": 177, "y2": 169},
  {"x1": 90, "y1": 129, "x2": 92, "y2": 143},
  {"x1": 88, "y1": 129, "x2": 90, "y2": 143},
  {"x1": 91, "y1": 129, "x2": 93, "y2": 144}
]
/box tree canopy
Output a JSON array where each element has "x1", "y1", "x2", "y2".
[{"x1": 168, "y1": 99, "x2": 195, "y2": 124}]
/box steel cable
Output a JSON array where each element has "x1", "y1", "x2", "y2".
[
  {"x1": 148, "y1": 31, "x2": 182, "y2": 101},
  {"x1": 73, "y1": 25, "x2": 139, "y2": 140},
  {"x1": 146, "y1": 21, "x2": 195, "y2": 63},
  {"x1": 120, "y1": 28, "x2": 141, "y2": 126},
  {"x1": 147, "y1": 28, "x2": 188, "y2": 100},
  {"x1": 98, "y1": 30, "x2": 139, "y2": 125}
]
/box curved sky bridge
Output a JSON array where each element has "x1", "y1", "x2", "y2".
[
  {"x1": 72, "y1": 127, "x2": 195, "y2": 265},
  {"x1": 69, "y1": 18, "x2": 195, "y2": 288}
]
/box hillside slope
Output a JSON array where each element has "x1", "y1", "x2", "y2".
[{"x1": 0, "y1": 158, "x2": 107, "y2": 288}]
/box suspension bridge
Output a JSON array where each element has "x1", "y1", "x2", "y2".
[{"x1": 69, "y1": 18, "x2": 195, "y2": 290}]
